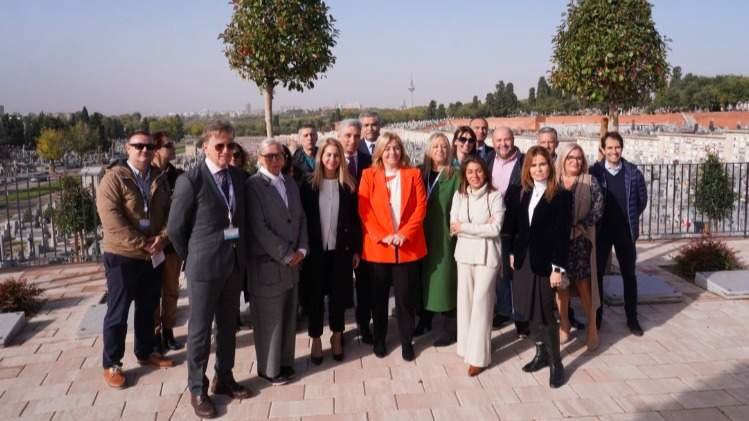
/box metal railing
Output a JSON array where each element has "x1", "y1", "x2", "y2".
[{"x1": 1, "y1": 162, "x2": 747, "y2": 267}]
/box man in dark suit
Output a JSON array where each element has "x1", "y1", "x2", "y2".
[
  {"x1": 484, "y1": 127, "x2": 529, "y2": 336},
  {"x1": 246, "y1": 138, "x2": 308, "y2": 384},
  {"x1": 340, "y1": 118, "x2": 374, "y2": 343},
  {"x1": 291, "y1": 124, "x2": 318, "y2": 183},
  {"x1": 168, "y1": 122, "x2": 253, "y2": 418},
  {"x1": 358, "y1": 111, "x2": 380, "y2": 157},
  {"x1": 470, "y1": 117, "x2": 492, "y2": 162}
]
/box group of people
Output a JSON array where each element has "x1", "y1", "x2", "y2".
[{"x1": 95, "y1": 112, "x2": 647, "y2": 418}]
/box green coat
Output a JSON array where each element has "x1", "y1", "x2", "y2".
[{"x1": 421, "y1": 169, "x2": 459, "y2": 312}]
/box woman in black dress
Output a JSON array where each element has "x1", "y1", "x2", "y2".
[
  {"x1": 501, "y1": 146, "x2": 571, "y2": 388},
  {"x1": 300, "y1": 138, "x2": 361, "y2": 364}
]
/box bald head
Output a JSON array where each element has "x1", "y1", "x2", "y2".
[{"x1": 492, "y1": 126, "x2": 515, "y2": 159}]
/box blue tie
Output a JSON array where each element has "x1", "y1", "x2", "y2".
[{"x1": 218, "y1": 169, "x2": 230, "y2": 201}]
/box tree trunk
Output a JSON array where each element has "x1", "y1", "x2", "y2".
[
  {"x1": 264, "y1": 84, "x2": 274, "y2": 138},
  {"x1": 73, "y1": 232, "x2": 81, "y2": 263},
  {"x1": 608, "y1": 104, "x2": 620, "y2": 132}
]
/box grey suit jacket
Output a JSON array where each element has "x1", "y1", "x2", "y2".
[
  {"x1": 167, "y1": 162, "x2": 247, "y2": 282},
  {"x1": 246, "y1": 171, "x2": 308, "y2": 298}
]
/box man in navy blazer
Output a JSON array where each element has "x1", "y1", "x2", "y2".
[{"x1": 358, "y1": 111, "x2": 380, "y2": 158}]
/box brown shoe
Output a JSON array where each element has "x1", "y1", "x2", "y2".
[
  {"x1": 468, "y1": 365, "x2": 485, "y2": 377},
  {"x1": 137, "y1": 353, "x2": 174, "y2": 368},
  {"x1": 190, "y1": 393, "x2": 217, "y2": 418},
  {"x1": 103, "y1": 366, "x2": 126, "y2": 388},
  {"x1": 211, "y1": 374, "x2": 255, "y2": 399}
]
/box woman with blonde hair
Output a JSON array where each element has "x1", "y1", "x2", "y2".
[
  {"x1": 555, "y1": 143, "x2": 603, "y2": 350},
  {"x1": 501, "y1": 146, "x2": 571, "y2": 388},
  {"x1": 415, "y1": 132, "x2": 460, "y2": 346},
  {"x1": 359, "y1": 132, "x2": 427, "y2": 361},
  {"x1": 300, "y1": 138, "x2": 361, "y2": 364}
]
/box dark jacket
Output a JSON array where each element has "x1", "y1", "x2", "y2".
[
  {"x1": 500, "y1": 184, "x2": 571, "y2": 276},
  {"x1": 348, "y1": 150, "x2": 372, "y2": 183},
  {"x1": 167, "y1": 162, "x2": 247, "y2": 282},
  {"x1": 299, "y1": 179, "x2": 361, "y2": 309},
  {"x1": 485, "y1": 148, "x2": 524, "y2": 194},
  {"x1": 589, "y1": 158, "x2": 647, "y2": 241},
  {"x1": 161, "y1": 162, "x2": 183, "y2": 254},
  {"x1": 292, "y1": 147, "x2": 317, "y2": 184}
]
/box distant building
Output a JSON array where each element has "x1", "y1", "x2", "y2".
[{"x1": 0, "y1": 105, "x2": 4, "y2": 116}]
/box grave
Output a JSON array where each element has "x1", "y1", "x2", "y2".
[
  {"x1": 77, "y1": 294, "x2": 134, "y2": 338},
  {"x1": 695, "y1": 270, "x2": 749, "y2": 300},
  {"x1": 603, "y1": 272, "x2": 682, "y2": 305},
  {"x1": 0, "y1": 312, "x2": 26, "y2": 347}
]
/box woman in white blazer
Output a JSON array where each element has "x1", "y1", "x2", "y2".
[{"x1": 449, "y1": 156, "x2": 504, "y2": 376}]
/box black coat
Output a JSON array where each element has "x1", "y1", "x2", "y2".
[
  {"x1": 299, "y1": 180, "x2": 362, "y2": 309},
  {"x1": 350, "y1": 150, "x2": 371, "y2": 183},
  {"x1": 484, "y1": 148, "x2": 524, "y2": 191}
]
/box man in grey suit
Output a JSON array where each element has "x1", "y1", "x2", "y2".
[
  {"x1": 168, "y1": 122, "x2": 253, "y2": 418},
  {"x1": 246, "y1": 138, "x2": 308, "y2": 385}
]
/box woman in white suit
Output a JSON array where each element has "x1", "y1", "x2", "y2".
[{"x1": 450, "y1": 156, "x2": 504, "y2": 376}]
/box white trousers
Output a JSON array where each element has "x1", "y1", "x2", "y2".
[{"x1": 456, "y1": 262, "x2": 499, "y2": 368}]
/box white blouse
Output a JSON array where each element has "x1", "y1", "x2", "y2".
[
  {"x1": 319, "y1": 179, "x2": 339, "y2": 251},
  {"x1": 385, "y1": 169, "x2": 401, "y2": 230},
  {"x1": 528, "y1": 180, "x2": 547, "y2": 224}
]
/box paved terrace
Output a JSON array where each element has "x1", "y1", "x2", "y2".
[{"x1": 1, "y1": 239, "x2": 749, "y2": 421}]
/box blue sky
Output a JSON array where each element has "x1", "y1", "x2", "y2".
[{"x1": 1, "y1": 0, "x2": 747, "y2": 115}]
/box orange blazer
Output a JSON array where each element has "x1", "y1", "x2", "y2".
[{"x1": 358, "y1": 166, "x2": 427, "y2": 263}]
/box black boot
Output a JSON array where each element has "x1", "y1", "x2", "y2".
[
  {"x1": 522, "y1": 341, "x2": 549, "y2": 372},
  {"x1": 413, "y1": 311, "x2": 433, "y2": 337},
  {"x1": 546, "y1": 324, "x2": 565, "y2": 388},
  {"x1": 163, "y1": 328, "x2": 184, "y2": 351}
]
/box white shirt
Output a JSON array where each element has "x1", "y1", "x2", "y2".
[
  {"x1": 258, "y1": 166, "x2": 288, "y2": 208},
  {"x1": 605, "y1": 160, "x2": 623, "y2": 176},
  {"x1": 364, "y1": 140, "x2": 376, "y2": 155},
  {"x1": 205, "y1": 158, "x2": 235, "y2": 215},
  {"x1": 126, "y1": 161, "x2": 151, "y2": 213},
  {"x1": 528, "y1": 180, "x2": 547, "y2": 224},
  {"x1": 385, "y1": 169, "x2": 401, "y2": 230},
  {"x1": 319, "y1": 179, "x2": 339, "y2": 250}
]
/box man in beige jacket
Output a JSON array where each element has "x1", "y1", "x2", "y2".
[{"x1": 96, "y1": 131, "x2": 174, "y2": 389}]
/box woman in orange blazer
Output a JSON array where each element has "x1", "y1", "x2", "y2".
[{"x1": 358, "y1": 132, "x2": 427, "y2": 361}]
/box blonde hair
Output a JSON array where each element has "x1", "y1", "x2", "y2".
[
  {"x1": 308, "y1": 138, "x2": 356, "y2": 192},
  {"x1": 520, "y1": 145, "x2": 558, "y2": 202},
  {"x1": 555, "y1": 142, "x2": 589, "y2": 180},
  {"x1": 421, "y1": 132, "x2": 454, "y2": 179},
  {"x1": 372, "y1": 132, "x2": 411, "y2": 169}
]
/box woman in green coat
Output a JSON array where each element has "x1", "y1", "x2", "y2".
[{"x1": 415, "y1": 132, "x2": 460, "y2": 346}]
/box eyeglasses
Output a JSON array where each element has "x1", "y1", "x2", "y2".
[
  {"x1": 161, "y1": 142, "x2": 174, "y2": 149},
  {"x1": 456, "y1": 137, "x2": 476, "y2": 144},
  {"x1": 261, "y1": 153, "x2": 284, "y2": 161},
  {"x1": 214, "y1": 142, "x2": 237, "y2": 152},
  {"x1": 128, "y1": 143, "x2": 156, "y2": 151}
]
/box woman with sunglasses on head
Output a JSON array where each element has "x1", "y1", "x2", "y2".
[
  {"x1": 451, "y1": 126, "x2": 477, "y2": 167},
  {"x1": 359, "y1": 132, "x2": 427, "y2": 361},
  {"x1": 450, "y1": 156, "x2": 504, "y2": 376},
  {"x1": 501, "y1": 146, "x2": 571, "y2": 388},
  {"x1": 299, "y1": 138, "x2": 361, "y2": 365},
  {"x1": 555, "y1": 143, "x2": 603, "y2": 351},
  {"x1": 414, "y1": 133, "x2": 460, "y2": 346}
]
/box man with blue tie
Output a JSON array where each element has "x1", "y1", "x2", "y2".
[{"x1": 168, "y1": 122, "x2": 253, "y2": 418}]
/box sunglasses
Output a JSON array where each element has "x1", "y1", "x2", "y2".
[
  {"x1": 161, "y1": 142, "x2": 175, "y2": 149},
  {"x1": 261, "y1": 153, "x2": 284, "y2": 161},
  {"x1": 456, "y1": 137, "x2": 476, "y2": 144},
  {"x1": 128, "y1": 143, "x2": 156, "y2": 151},
  {"x1": 214, "y1": 142, "x2": 237, "y2": 152}
]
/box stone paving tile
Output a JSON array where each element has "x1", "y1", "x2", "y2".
[
  {"x1": 599, "y1": 413, "x2": 666, "y2": 421},
  {"x1": 222, "y1": 399, "x2": 271, "y2": 420},
  {"x1": 612, "y1": 394, "x2": 684, "y2": 412},
  {"x1": 23, "y1": 392, "x2": 96, "y2": 415},
  {"x1": 363, "y1": 378, "x2": 424, "y2": 395},
  {"x1": 333, "y1": 393, "x2": 397, "y2": 414},
  {"x1": 660, "y1": 407, "x2": 732, "y2": 421},
  {"x1": 680, "y1": 374, "x2": 748, "y2": 391},
  {"x1": 120, "y1": 394, "x2": 181, "y2": 418},
  {"x1": 0, "y1": 401, "x2": 28, "y2": 418},
  {"x1": 0, "y1": 382, "x2": 70, "y2": 403},
  {"x1": 395, "y1": 391, "x2": 459, "y2": 410},
  {"x1": 269, "y1": 398, "x2": 334, "y2": 418},
  {"x1": 625, "y1": 378, "x2": 692, "y2": 395},
  {"x1": 492, "y1": 401, "x2": 562, "y2": 420},
  {"x1": 50, "y1": 402, "x2": 124, "y2": 421},
  {"x1": 722, "y1": 405, "x2": 749, "y2": 421},
  {"x1": 421, "y1": 375, "x2": 479, "y2": 392},
  {"x1": 726, "y1": 387, "x2": 749, "y2": 404},
  {"x1": 303, "y1": 414, "x2": 366, "y2": 421},
  {"x1": 304, "y1": 381, "x2": 364, "y2": 399},
  {"x1": 252, "y1": 384, "x2": 306, "y2": 402},
  {"x1": 513, "y1": 384, "x2": 579, "y2": 402},
  {"x1": 432, "y1": 405, "x2": 499, "y2": 420},
  {"x1": 455, "y1": 386, "x2": 520, "y2": 406},
  {"x1": 553, "y1": 396, "x2": 625, "y2": 417},
  {"x1": 571, "y1": 381, "x2": 637, "y2": 398},
  {"x1": 0, "y1": 366, "x2": 23, "y2": 379},
  {"x1": 367, "y1": 408, "x2": 433, "y2": 421},
  {"x1": 672, "y1": 389, "x2": 742, "y2": 409}
]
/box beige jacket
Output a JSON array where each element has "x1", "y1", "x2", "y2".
[
  {"x1": 450, "y1": 185, "x2": 504, "y2": 268},
  {"x1": 96, "y1": 160, "x2": 170, "y2": 260}
]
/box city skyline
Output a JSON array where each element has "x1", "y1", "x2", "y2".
[{"x1": 1, "y1": 0, "x2": 748, "y2": 116}]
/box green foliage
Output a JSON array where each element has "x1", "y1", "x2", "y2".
[
  {"x1": 54, "y1": 176, "x2": 97, "y2": 235},
  {"x1": 694, "y1": 153, "x2": 737, "y2": 227},
  {"x1": 0, "y1": 278, "x2": 44, "y2": 316},
  {"x1": 653, "y1": 73, "x2": 749, "y2": 112},
  {"x1": 674, "y1": 234, "x2": 743, "y2": 278},
  {"x1": 550, "y1": 0, "x2": 669, "y2": 122},
  {"x1": 149, "y1": 115, "x2": 185, "y2": 141},
  {"x1": 65, "y1": 121, "x2": 100, "y2": 154},
  {"x1": 36, "y1": 129, "x2": 65, "y2": 162}
]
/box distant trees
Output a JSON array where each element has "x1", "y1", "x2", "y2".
[
  {"x1": 652, "y1": 72, "x2": 749, "y2": 112},
  {"x1": 35, "y1": 129, "x2": 65, "y2": 172},
  {"x1": 550, "y1": 0, "x2": 670, "y2": 130}
]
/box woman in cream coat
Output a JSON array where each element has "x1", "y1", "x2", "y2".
[{"x1": 449, "y1": 156, "x2": 504, "y2": 376}]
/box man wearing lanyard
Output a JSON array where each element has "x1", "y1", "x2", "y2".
[
  {"x1": 168, "y1": 122, "x2": 252, "y2": 418},
  {"x1": 96, "y1": 131, "x2": 174, "y2": 390}
]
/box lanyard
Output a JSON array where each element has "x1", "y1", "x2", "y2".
[
  {"x1": 133, "y1": 172, "x2": 151, "y2": 216},
  {"x1": 217, "y1": 175, "x2": 235, "y2": 226},
  {"x1": 427, "y1": 171, "x2": 441, "y2": 199}
]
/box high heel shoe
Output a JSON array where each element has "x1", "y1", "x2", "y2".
[
  {"x1": 331, "y1": 333, "x2": 344, "y2": 362},
  {"x1": 310, "y1": 338, "x2": 323, "y2": 365}
]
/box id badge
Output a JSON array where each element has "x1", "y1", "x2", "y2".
[
  {"x1": 223, "y1": 226, "x2": 240, "y2": 240},
  {"x1": 139, "y1": 219, "x2": 151, "y2": 230}
]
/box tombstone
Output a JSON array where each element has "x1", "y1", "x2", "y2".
[
  {"x1": 695, "y1": 271, "x2": 749, "y2": 300},
  {"x1": 603, "y1": 272, "x2": 682, "y2": 305}
]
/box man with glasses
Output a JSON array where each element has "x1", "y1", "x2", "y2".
[
  {"x1": 246, "y1": 138, "x2": 308, "y2": 385},
  {"x1": 168, "y1": 122, "x2": 253, "y2": 418},
  {"x1": 96, "y1": 131, "x2": 174, "y2": 390},
  {"x1": 470, "y1": 117, "x2": 492, "y2": 161},
  {"x1": 292, "y1": 124, "x2": 318, "y2": 183},
  {"x1": 359, "y1": 111, "x2": 380, "y2": 156},
  {"x1": 485, "y1": 127, "x2": 529, "y2": 336},
  {"x1": 151, "y1": 132, "x2": 184, "y2": 353}
]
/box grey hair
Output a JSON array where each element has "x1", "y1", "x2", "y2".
[
  {"x1": 537, "y1": 126, "x2": 558, "y2": 141},
  {"x1": 358, "y1": 111, "x2": 380, "y2": 122},
  {"x1": 338, "y1": 118, "x2": 362, "y2": 135},
  {"x1": 258, "y1": 138, "x2": 282, "y2": 156}
]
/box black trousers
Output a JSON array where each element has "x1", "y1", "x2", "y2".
[
  {"x1": 370, "y1": 260, "x2": 420, "y2": 346},
  {"x1": 355, "y1": 261, "x2": 373, "y2": 331},
  {"x1": 102, "y1": 252, "x2": 162, "y2": 368},
  {"x1": 596, "y1": 224, "x2": 638, "y2": 324},
  {"x1": 186, "y1": 260, "x2": 242, "y2": 395},
  {"x1": 308, "y1": 251, "x2": 346, "y2": 337}
]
